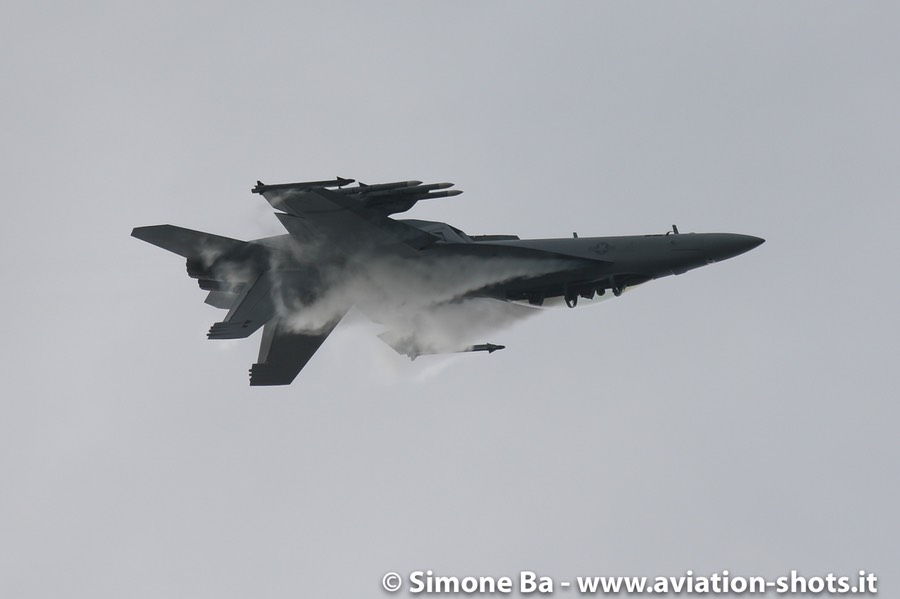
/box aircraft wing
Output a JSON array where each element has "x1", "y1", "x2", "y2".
[
  {"x1": 249, "y1": 314, "x2": 346, "y2": 386},
  {"x1": 255, "y1": 182, "x2": 442, "y2": 254}
]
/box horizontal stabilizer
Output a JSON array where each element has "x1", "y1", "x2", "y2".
[
  {"x1": 131, "y1": 225, "x2": 246, "y2": 259},
  {"x1": 204, "y1": 290, "x2": 239, "y2": 309},
  {"x1": 206, "y1": 271, "x2": 278, "y2": 338}
]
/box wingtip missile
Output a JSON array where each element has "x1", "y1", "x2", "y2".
[
  {"x1": 252, "y1": 177, "x2": 356, "y2": 194},
  {"x1": 433, "y1": 189, "x2": 462, "y2": 198},
  {"x1": 340, "y1": 180, "x2": 424, "y2": 194},
  {"x1": 467, "y1": 343, "x2": 505, "y2": 354},
  {"x1": 398, "y1": 342, "x2": 506, "y2": 360}
]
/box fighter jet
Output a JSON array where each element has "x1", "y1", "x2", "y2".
[{"x1": 132, "y1": 177, "x2": 763, "y2": 385}]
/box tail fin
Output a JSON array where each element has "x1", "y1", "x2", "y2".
[
  {"x1": 131, "y1": 225, "x2": 246, "y2": 259},
  {"x1": 132, "y1": 225, "x2": 263, "y2": 313}
]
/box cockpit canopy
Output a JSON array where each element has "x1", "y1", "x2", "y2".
[
  {"x1": 400, "y1": 219, "x2": 472, "y2": 243},
  {"x1": 400, "y1": 219, "x2": 521, "y2": 243}
]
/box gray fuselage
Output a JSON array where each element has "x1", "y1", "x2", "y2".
[{"x1": 399, "y1": 221, "x2": 763, "y2": 306}]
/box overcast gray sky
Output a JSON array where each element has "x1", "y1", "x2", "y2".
[{"x1": 2, "y1": 2, "x2": 898, "y2": 597}]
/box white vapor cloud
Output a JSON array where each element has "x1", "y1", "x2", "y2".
[{"x1": 266, "y1": 248, "x2": 557, "y2": 353}]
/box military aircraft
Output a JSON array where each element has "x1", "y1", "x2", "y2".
[{"x1": 133, "y1": 177, "x2": 763, "y2": 385}]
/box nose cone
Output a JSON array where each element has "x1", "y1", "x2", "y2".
[{"x1": 706, "y1": 233, "x2": 765, "y2": 262}]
